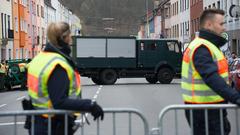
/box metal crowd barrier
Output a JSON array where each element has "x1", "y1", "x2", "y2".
[
  {"x1": 0, "y1": 108, "x2": 149, "y2": 135},
  {"x1": 155, "y1": 104, "x2": 239, "y2": 135}
]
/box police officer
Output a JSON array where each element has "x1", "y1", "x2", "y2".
[
  {"x1": 27, "y1": 22, "x2": 104, "y2": 135},
  {"x1": 181, "y1": 9, "x2": 240, "y2": 135}
]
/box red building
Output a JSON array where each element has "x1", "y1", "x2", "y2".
[{"x1": 190, "y1": 0, "x2": 203, "y2": 40}]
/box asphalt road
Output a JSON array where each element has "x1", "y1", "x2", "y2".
[{"x1": 0, "y1": 78, "x2": 239, "y2": 135}]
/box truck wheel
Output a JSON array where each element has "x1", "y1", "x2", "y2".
[
  {"x1": 145, "y1": 77, "x2": 158, "y2": 84},
  {"x1": 157, "y1": 68, "x2": 174, "y2": 84},
  {"x1": 100, "y1": 69, "x2": 117, "y2": 85},
  {"x1": 91, "y1": 77, "x2": 102, "y2": 85}
]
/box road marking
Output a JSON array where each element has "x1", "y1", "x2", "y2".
[
  {"x1": 16, "y1": 96, "x2": 26, "y2": 101},
  {"x1": 0, "y1": 104, "x2": 6, "y2": 108},
  {"x1": 0, "y1": 122, "x2": 24, "y2": 126},
  {"x1": 93, "y1": 85, "x2": 102, "y2": 101}
]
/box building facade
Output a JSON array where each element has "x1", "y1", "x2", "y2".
[
  {"x1": 0, "y1": 0, "x2": 14, "y2": 60},
  {"x1": 190, "y1": 0, "x2": 203, "y2": 39},
  {"x1": 223, "y1": 0, "x2": 240, "y2": 55},
  {"x1": 13, "y1": 0, "x2": 28, "y2": 59}
]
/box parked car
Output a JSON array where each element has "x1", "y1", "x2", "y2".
[{"x1": 229, "y1": 58, "x2": 240, "y2": 91}]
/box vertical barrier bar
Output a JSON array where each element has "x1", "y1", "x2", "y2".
[
  {"x1": 31, "y1": 115, "x2": 34, "y2": 135},
  {"x1": 129, "y1": 113, "x2": 132, "y2": 135},
  {"x1": 80, "y1": 114, "x2": 84, "y2": 135},
  {"x1": 236, "y1": 109, "x2": 239, "y2": 135},
  {"x1": 190, "y1": 109, "x2": 193, "y2": 135},
  {"x1": 174, "y1": 110, "x2": 178, "y2": 135},
  {"x1": 220, "y1": 109, "x2": 224, "y2": 135},
  {"x1": 97, "y1": 118, "x2": 100, "y2": 135},
  {"x1": 48, "y1": 116, "x2": 52, "y2": 135},
  {"x1": 14, "y1": 115, "x2": 17, "y2": 135},
  {"x1": 204, "y1": 109, "x2": 209, "y2": 135},
  {"x1": 65, "y1": 114, "x2": 68, "y2": 135},
  {"x1": 113, "y1": 112, "x2": 116, "y2": 135},
  {"x1": 81, "y1": 123, "x2": 84, "y2": 135}
]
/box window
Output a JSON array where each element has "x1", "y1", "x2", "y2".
[
  {"x1": 4, "y1": 14, "x2": 7, "y2": 38},
  {"x1": 167, "y1": 42, "x2": 179, "y2": 53},
  {"x1": 217, "y1": 1, "x2": 220, "y2": 9},
  {"x1": 177, "y1": 2, "x2": 178, "y2": 14},
  {"x1": 15, "y1": 17, "x2": 18, "y2": 32},
  {"x1": 8, "y1": 49, "x2": 11, "y2": 60},
  {"x1": 175, "y1": 43, "x2": 180, "y2": 53},
  {"x1": 25, "y1": 49, "x2": 28, "y2": 58},
  {"x1": 41, "y1": 6, "x2": 44, "y2": 18},
  {"x1": 28, "y1": 24, "x2": 31, "y2": 37},
  {"x1": 180, "y1": 0, "x2": 182, "y2": 12},
  {"x1": 184, "y1": 0, "x2": 186, "y2": 10},
  {"x1": 16, "y1": 49, "x2": 18, "y2": 59},
  {"x1": 213, "y1": 3, "x2": 216, "y2": 8},
  {"x1": 37, "y1": 5, "x2": 39, "y2": 16},
  {"x1": 7, "y1": 15, "x2": 10, "y2": 30},
  {"x1": 167, "y1": 42, "x2": 175, "y2": 51},
  {"x1": 20, "y1": 18, "x2": 23, "y2": 31},
  {"x1": 1, "y1": 13, "x2": 3, "y2": 38}
]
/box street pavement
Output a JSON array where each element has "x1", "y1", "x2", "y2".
[{"x1": 0, "y1": 78, "x2": 239, "y2": 135}]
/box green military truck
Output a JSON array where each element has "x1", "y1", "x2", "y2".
[{"x1": 72, "y1": 36, "x2": 182, "y2": 85}]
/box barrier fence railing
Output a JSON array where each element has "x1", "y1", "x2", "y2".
[
  {"x1": 156, "y1": 104, "x2": 239, "y2": 135},
  {"x1": 0, "y1": 108, "x2": 149, "y2": 135}
]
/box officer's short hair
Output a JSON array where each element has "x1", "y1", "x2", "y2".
[{"x1": 200, "y1": 9, "x2": 225, "y2": 28}]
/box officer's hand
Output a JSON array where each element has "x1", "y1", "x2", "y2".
[{"x1": 90, "y1": 102, "x2": 104, "y2": 121}]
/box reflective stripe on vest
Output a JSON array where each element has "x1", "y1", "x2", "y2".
[
  {"x1": 28, "y1": 52, "x2": 81, "y2": 109},
  {"x1": 181, "y1": 37, "x2": 228, "y2": 104}
]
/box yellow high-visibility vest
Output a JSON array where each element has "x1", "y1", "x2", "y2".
[
  {"x1": 27, "y1": 52, "x2": 81, "y2": 109},
  {"x1": 18, "y1": 63, "x2": 27, "y2": 72},
  {"x1": 181, "y1": 37, "x2": 228, "y2": 104}
]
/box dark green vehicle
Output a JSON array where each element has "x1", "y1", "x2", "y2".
[
  {"x1": 72, "y1": 36, "x2": 182, "y2": 85},
  {"x1": 0, "y1": 59, "x2": 31, "y2": 90}
]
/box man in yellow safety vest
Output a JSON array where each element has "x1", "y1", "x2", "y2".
[{"x1": 181, "y1": 9, "x2": 240, "y2": 135}]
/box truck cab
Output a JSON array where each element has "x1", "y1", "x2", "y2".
[{"x1": 136, "y1": 39, "x2": 182, "y2": 84}]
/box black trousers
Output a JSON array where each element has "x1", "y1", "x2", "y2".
[
  {"x1": 185, "y1": 109, "x2": 231, "y2": 135},
  {"x1": 28, "y1": 115, "x2": 75, "y2": 135}
]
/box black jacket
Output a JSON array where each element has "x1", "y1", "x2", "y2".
[
  {"x1": 192, "y1": 29, "x2": 240, "y2": 104},
  {"x1": 43, "y1": 42, "x2": 92, "y2": 111}
]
